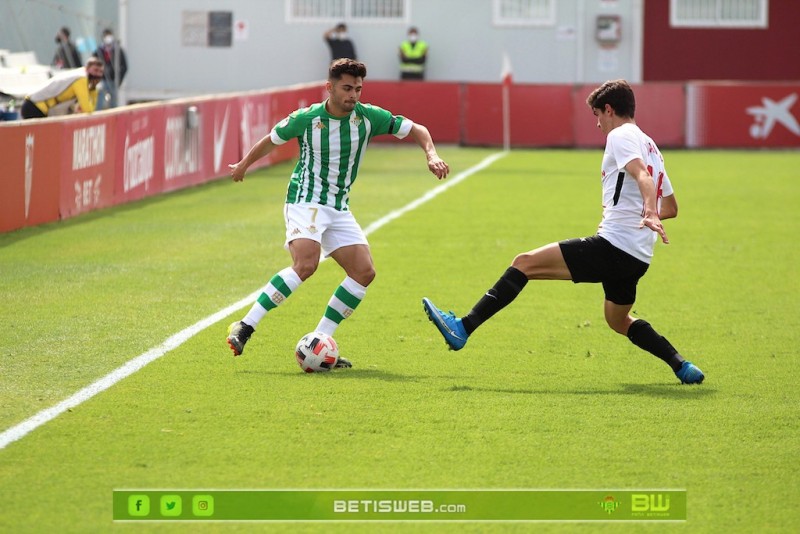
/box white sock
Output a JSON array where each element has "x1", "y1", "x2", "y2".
[
  {"x1": 243, "y1": 267, "x2": 303, "y2": 327},
  {"x1": 315, "y1": 276, "x2": 367, "y2": 336}
]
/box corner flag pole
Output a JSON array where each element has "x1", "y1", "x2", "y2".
[{"x1": 501, "y1": 52, "x2": 512, "y2": 152}]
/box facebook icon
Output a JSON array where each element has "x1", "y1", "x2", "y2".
[{"x1": 128, "y1": 495, "x2": 150, "y2": 516}]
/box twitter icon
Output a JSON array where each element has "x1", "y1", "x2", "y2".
[{"x1": 160, "y1": 495, "x2": 182, "y2": 516}]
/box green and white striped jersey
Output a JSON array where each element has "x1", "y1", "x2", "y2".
[{"x1": 270, "y1": 101, "x2": 413, "y2": 211}]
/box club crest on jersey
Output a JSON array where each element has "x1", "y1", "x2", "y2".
[
  {"x1": 350, "y1": 115, "x2": 362, "y2": 127},
  {"x1": 316, "y1": 122, "x2": 326, "y2": 130},
  {"x1": 307, "y1": 225, "x2": 317, "y2": 234}
]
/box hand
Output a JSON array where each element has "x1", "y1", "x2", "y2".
[
  {"x1": 640, "y1": 212, "x2": 669, "y2": 244},
  {"x1": 427, "y1": 155, "x2": 450, "y2": 180},
  {"x1": 229, "y1": 162, "x2": 246, "y2": 182}
]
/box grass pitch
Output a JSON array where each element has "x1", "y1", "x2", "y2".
[{"x1": 0, "y1": 146, "x2": 798, "y2": 532}]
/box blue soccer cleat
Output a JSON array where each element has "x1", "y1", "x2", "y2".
[
  {"x1": 675, "y1": 361, "x2": 705, "y2": 384},
  {"x1": 422, "y1": 297, "x2": 469, "y2": 351}
]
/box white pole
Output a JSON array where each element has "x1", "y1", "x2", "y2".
[
  {"x1": 118, "y1": 0, "x2": 128, "y2": 106},
  {"x1": 576, "y1": 0, "x2": 584, "y2": 83},
  {"x1": 500, "y1": 51, "x2": 512, "y2": 151},
  {"x1": 502, "y1": 82, "x2": 510, "y2": 152}
]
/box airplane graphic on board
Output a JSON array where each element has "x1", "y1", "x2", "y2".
[{"x1": 746, "y1": 93, "x2": 800, "y2": 139}]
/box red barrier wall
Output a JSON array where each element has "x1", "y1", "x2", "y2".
[
  {"x1": 687, "y1": 83, "x2": 800, "y2": 148},
  {"x1": 1, "y1": 81, "x2": 796, "y2": 233},
  {"x1": 237, "y1": 92, "x2": 273, "y2": 166},
  {"x1": 573, "y1": 83, "x2": 685, "y2": 148},
  {"x1": 60, "y1": 115, "x2": 116, "y2": 219},
  {"x1": 114, "y1": 106, "x2": 165, "y2": 204},
  {"x1": 510, "y1": 84, "x2": 575, "y2": 147},
  {"x1": 203, "y1": 99, "x2": 242, "y2": 182},
  {"x1": 0, "y1": 121, "x2": 61, "y2": 232},
  {"x1": 365, "y1": 81, "x2": 461, "y2": 144}
]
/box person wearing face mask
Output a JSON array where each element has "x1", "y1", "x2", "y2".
[
  {"x1": 323, "y1": 22, "x2": 357, "y2": 61},
  {"x1": 51, "y1": 26, "x2": 83, "y2": 69},
  {"x1": 93, "y1": 28, "x2": 128, "y2": 109},
  {"x1": 399, "y1": 27, "x2": 428, "y2": 80},
  {"x1": 21, "y1": 57, "x2": 104, "y2": 119}
]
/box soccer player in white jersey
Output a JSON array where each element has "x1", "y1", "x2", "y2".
[
  {"x1": 423, "y1": 79, "x2": 704, "y2": 384},
  {"x1": 226, "y1": 58, "x2": 450, "y2": 366}
]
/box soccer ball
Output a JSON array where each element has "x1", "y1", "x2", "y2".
[{"x1": 295, "y1": 332, "x2": 339, "y2": 373}]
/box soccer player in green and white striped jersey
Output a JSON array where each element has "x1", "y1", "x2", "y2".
[{"x1": 226, "y1": 58, "x2": 450, "y2": 367}]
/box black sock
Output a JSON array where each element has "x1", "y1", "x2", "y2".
[
  {"x1": 462, "y1": 267, "x2": 528, "y2": 335},
  {"x1": 626, "y1": 319, "x2": 685, "y2": 372}
]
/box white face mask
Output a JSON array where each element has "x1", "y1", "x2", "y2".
[
  {"x1": 103, "y1": 35, "x2": 114, "y2": 45},
  {"x1": 338, "y1": 32, "x2": 348, "y2": 40},
  {"x1": 408, "y1": 34, "x2": 418, "y2": 43}
]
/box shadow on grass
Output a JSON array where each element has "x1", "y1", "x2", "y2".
[
  {"x1": 236, "y1": 367, "x2": 413, "y2": 382},
  {"x1": 445, "y1": 383, "x2": 716, "y2": 399}
]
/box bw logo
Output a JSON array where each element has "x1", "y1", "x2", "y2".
[{"x1": 631, "y1": 494, "x2": 670, "y2": 513}]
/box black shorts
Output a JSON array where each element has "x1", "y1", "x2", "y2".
[
  {"x1": 558, "y1": 235, "x2": 649, "y2": 305},
  {"x1": 21, "y1": 99, "x2": 46, "y2": 119}
]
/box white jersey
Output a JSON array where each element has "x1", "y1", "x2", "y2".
[{"x1": 597, "y1": 122, "x2": 673, "y2": 264}]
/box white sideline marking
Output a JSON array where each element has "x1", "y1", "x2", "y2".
[{"x1": 0, "y1": 151, "x2": 508, "y2": 451}]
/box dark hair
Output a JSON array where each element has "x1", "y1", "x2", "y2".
[
  {"x1": 102, "y1": 28, "x2": 114, "y2": 36},
  {"x1": 60, "y1": 26, "x2": 71, "y2": 37},
  {"x1": 329, "y1": 58, "x2": 367, "y2": 80},
  {"x1": 586, "y1": 79, "x2": 636, "y2": 118}
]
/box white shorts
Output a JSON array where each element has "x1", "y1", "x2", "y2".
[{"x1": 284, "y1": 203, "x2": 369, "y2": 257}]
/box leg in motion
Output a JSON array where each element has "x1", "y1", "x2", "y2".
[
  {"x1": 605, "y1": 300, "x2": 704, "y2": 384},
  {"x1": 226, "y1": 239, "x2": 319, "y2": 356},
  {"x1": 423, "y1": 242, "x2": 571, "y2": 350},
  {"x1": 315, "y1": 244, "x2": 376, "y2": 368}
]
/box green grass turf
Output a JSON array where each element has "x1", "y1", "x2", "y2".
[{"x1": 0, "y1": 147, "x2": 798, "y2": 532}]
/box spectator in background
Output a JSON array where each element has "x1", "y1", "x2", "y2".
[
  {"x1": 399, "y1": 27, "x2": 428, "y2": 80},
  {"x1": 52, "y1": 26, "x2": 82, "y2": 69},
  {"x1": 21, "y1": 57, "x2": 104, "y2": 119},
  {"x1": 324, "y1": 23, "x2": 357, "y2": 60},
  {"x1": 93, "y1": 28, "x2": 128, "y2": 109}
]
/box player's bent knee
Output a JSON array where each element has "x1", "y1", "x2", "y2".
[
  {"x1": 511, "y1": 253, "x2": 533, "y2": 274},
  {"x1": 605, "y1": 315, "x2": 632, "y2": 335},
  {"x1": 354, "y1": 267, "x2": 376, "y2": 287},
  {"x1": 293, "y1": 261, "x2": 319, "y2": 281}
]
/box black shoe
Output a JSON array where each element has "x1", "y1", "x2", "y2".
[
  {"x1": 227, "y1": 321, "x2": 254, "y2": 356},
  {"x1": 334, "y1": 356, "x2": 352, "y2": 369}
]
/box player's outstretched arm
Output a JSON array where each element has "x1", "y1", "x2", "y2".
[
  {"x1": 408, "y1": 123, "x2": 450, "y2": 180},
  {"x1": 625, "y1": 157, "x2": 669, "y2": 244},
  {"x1": 229, "y1": 135, "x2": 278, "y2": 182}
]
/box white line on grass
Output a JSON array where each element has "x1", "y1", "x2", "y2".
[{"x1": 0, "y1": 150, "x2": 508, "y2": 451}]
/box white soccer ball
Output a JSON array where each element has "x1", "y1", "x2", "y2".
[{"x1": 295, "y1": 332, "x2": 339, "y2": 373}]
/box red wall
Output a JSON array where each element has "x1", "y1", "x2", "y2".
[
  {"x1": 643, "y1": 2, "x2": 800, "y2": 82},
  {"x1": 2, "y1": 80, "x2": 796, "y2": 233},
  {"x1": 0, "y1": 84, "x2": 323, "y2": 233}
]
